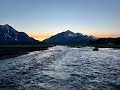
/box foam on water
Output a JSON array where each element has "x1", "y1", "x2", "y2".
[{"x1": 0, "y1": 46, "x2": 120, "y2": 90}]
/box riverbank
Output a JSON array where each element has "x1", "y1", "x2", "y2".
[
  {"x1": 0, "y1": 44, "x2": 119, "y2": 60},
  {"x1": 65, "y1": 44, "x2": 120, "y2": 49},
  {"x1": 0, "y1": 45, "x2": 53, "y2": 60}
]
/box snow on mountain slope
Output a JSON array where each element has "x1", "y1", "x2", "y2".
[
  {"x1": 0, "y1": 24, "x2": 38, "y2": 44},
  {"x1": 43, "y1": 30, "x2": 98, "y2": 43}
]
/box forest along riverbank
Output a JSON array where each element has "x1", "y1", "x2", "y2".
[{"x1": 0, "y1": 46, "x2": 120, "y2": 90}]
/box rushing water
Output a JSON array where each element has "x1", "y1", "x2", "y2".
[{"x1": 0, "y1": 46, "x2": 120, "y2": 90}]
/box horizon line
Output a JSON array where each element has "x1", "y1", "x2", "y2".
[{"x1": 29, "y1": 32, "x2": 120, "y2": 41}]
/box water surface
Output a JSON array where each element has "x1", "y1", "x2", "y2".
[{"x1": 0, "y1": 46, "x2": 120, "y2": 90}]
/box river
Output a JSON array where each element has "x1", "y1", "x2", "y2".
[{"x1": 0, "y1": 46, "x2": 120, "y2": 90}]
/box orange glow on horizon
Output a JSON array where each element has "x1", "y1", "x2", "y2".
[
  {"x1": 29, "y1": 33, "x2": 120, "y2": 41},
  {"x1": 31, "y1": 35, "x2": 52, "y2": 41},
  {"x1": 93, "y1": 33, "x2": 120, "y2": 38},
  {"x1": 29, "y1": 33, "x2": 53, "y2": 41}
]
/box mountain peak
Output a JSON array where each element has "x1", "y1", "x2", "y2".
[
  {"x1": 62, "y1": 30, "x2": 76, "y2": 37},
  {"x1": 4, "y1": 24, "x2": 10, "y2": 26},
  {"x1": 0, "y1": 24, "x2": 39, "y2": 44},
  {"x1": 65, "y1": 30, "x2": 73, "y2": 33},
  {"x1": 89, "y1": 35, "x2": 98, "y2": 39},
  {"x1": 43, "y1": 30, "x2": 97, "y2": 43},
  {"x1": 0, "y1": 24, "x2": 18, "y2": 33},
  {"x1": 2, "y1": 24, "x2": 11, "y2": 28},
  {"x1": 66, "y1": 30, "x2": 71, "y2": 32}
]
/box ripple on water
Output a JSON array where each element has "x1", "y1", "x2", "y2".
[{"x1": 0, "y1": 46, "x2": 120, "y2": 90}]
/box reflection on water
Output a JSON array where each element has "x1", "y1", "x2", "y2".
[{"x1": 0, "y1": 46, "x2": 120, "y2": 90}]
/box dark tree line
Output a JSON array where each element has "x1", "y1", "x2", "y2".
[{"x1": 90, "y1": 37, "x2": 120, "y2": 44}]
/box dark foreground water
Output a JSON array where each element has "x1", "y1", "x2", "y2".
[{"x1": 0, "y1": 46, "x2": 120, "y2": 90}]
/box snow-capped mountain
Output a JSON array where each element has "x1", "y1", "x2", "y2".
[
  {"x1": 88, "y1": 35, "x2": 98, "y2": 40},
  {"x1": 43, "y1": 30, "x2": 98, "y2": 44},
  {"x1": 0, "y1": 24, "x2": 39, "y2": 44}
]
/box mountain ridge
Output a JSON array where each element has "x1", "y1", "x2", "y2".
[
  {"x1": 0, "y1": 24, "x2": 39, "y2": 44},
  {"x1": 1, "y1": 24, "x2": 119, "y2": 45},
  {"x1": 43, "y1": 30, "x2": 97, "y2": 44}
]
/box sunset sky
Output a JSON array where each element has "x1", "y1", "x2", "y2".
[{"x1": 0, "y1": 0, "x2": 120, "y2": 41}]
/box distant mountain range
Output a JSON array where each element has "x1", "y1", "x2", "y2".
[
  {"x1": 0, "y1": 24, "x2": 39, "y2": 44},
  {"x1": 0, "y1": 24, "x2": 119, "y2": 45},
  {"x1": 43, "y1": 30, "x2": 97, "y2": 44}
]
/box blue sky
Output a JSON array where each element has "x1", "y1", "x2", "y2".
[{"x1": 0, "y1": 0, "x2": 120, "y2": 40}]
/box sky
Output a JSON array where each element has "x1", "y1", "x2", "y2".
[{"x1": 0, "y1": 0, "x2": 120, "y2": 40}]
